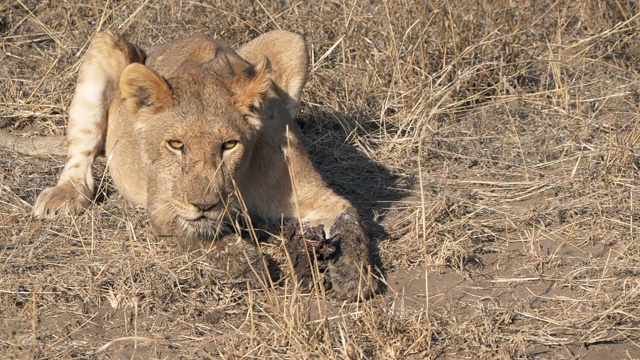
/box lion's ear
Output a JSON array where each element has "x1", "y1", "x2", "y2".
[
  {"x1": 237, "y1": 30, "x2": 308, "y2": 118},
  {"x1": 120, "y1": 63, "x2": 173, "y2": 115},
  {"x1": 228, "y1": 58, "x2": 272, "y2": 127}
]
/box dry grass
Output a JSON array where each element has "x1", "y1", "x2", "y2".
[{"x1": 2, "y1": 0, "x2": 640, "y2": 358}]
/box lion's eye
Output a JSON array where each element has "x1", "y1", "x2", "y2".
[
  {"x1": 222, "y1": 140, "x2": 238, "y2": 151},
  {"x1": 167, "y1": 140, "x2": 184, "y2": 150}
]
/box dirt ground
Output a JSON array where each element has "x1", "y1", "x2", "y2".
[{"x1": 2, "y1": 0, "x2": 640, "y2": 359}]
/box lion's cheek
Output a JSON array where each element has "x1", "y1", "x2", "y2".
[{"x1": 144, "y1": 172, "x2": 176, "y2": 232}]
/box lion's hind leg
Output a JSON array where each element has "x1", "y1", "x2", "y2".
[{"x1": 34, "y1": 31, "x2": 144, "y2": 218}]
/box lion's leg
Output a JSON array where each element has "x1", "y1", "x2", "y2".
[
  {"x1": 33, "y1": 31, "x2": 144, "y2": 218},
  {"x1": 284, "y1": 134, "x2": 379, "y2": 300}
]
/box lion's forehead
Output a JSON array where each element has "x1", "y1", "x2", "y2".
[
  {"x1": 156, "y1": 101, "x2": 253, "y2": 143},
  {"x1": 161, "y1": 112, "x2": 248, "y2": 141}
]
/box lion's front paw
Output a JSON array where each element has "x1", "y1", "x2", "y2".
[
  {"x1": 327, "y1": 211, "x2": 380, "y2": 301},
  {"x1": 33, "y1": 182, "x2": 92, "y2": 218}
]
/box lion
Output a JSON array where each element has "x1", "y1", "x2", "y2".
[{"x1": 0, "y1": 30, "x2": 378, "y2": 300}]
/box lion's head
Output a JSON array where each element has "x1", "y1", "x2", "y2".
[{"x1": 118, "y1": 43, "x2": 272, "y2": 241}]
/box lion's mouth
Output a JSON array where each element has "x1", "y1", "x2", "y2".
[
  {"x1": 183, "y1": 213, "x2": 218, "y2": 227},
  {"x1": 168, "y1": 198, "x2": 239, "y2": 240},
  {"x1": 183, "y1": 211, "x2": 221, "y2": 223},
  {"x1": 190, "y1": 214, "x2": 211, "y2": 221},
  {"x1": 177, "y1": 213, "x2": 229, "y2": 240}
]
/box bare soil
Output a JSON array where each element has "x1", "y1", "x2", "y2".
[{"x1": 2, "y1": 1, "x2": 640, "y2": 359}]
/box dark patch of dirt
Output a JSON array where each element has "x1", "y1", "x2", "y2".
[{"x1": 283, "y1": 221, "x2": 335, "y2": 290}]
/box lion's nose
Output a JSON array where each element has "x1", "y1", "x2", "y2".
[{"x1": 191, "y1": 200, "x2": 220, "y2": 212}]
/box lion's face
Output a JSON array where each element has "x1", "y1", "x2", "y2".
[
  {"x1": 119, "y1": 56, "x2": 270, "y2": 240},
  {"x1": 140, "y1": 93, "x2": 255, "y2": 239}
]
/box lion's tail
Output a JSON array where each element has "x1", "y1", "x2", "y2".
[{"x1": 0, "y1": 130, "x2": 67, "y2": 156}]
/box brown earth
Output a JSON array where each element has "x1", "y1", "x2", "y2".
[{"x1": 2, "y1": 0, "x2": 640, "y2": 359}]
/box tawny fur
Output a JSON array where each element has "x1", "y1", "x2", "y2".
[{"x1": 0, "y1": 30, "x2": 378, "y2": 300}]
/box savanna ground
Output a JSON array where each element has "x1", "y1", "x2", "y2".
[{"x1": 2, "y1": 0, "x2": 640, "y2": 358}]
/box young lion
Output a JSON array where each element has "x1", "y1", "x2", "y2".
[{"x1": 2, "y1": 31, "x2": 378, "y2": 299}]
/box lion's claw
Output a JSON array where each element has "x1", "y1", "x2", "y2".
[{"x1": 33, "y1": 182, "x2": 92, "y2": 218}]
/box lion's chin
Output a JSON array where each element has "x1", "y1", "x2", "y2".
[{"x1": 179, "y1": 217, "x2": 228, "y2": 242}]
